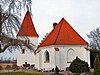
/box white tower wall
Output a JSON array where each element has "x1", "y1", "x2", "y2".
[{"x1": 17, "y1": 36, "x2": 38, "y2": 66}]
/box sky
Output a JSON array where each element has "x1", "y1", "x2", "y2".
[
  {"x1": 1, "y1": 0, "x2": 100, "y2": 59},
  {"x1": 31, "y1": 0, "x2": 100, "y2": 43}
]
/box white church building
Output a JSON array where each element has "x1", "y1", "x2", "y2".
[{"x1": 16, "y1": 11, "x2": 90, "y2": 71}]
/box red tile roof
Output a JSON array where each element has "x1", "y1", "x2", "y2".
[
  {"x1": 39, "y1": 18, "x2": 88, "y2": 47},
  {"x1": 17, "y1": 11, "x2": 39, "y2": 37}
]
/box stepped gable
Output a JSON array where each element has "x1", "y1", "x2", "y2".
[
  {"x1": 39, "y1": 18, "x2": 88, "y2": 47},
  {"x1": 17, "y1": 11, "x2": 39, "y2": 37}
]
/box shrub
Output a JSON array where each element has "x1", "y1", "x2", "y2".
[
  {"x1": 69, "y1": 57, "x2": 90, "y2": 73},
  {"x1": 0, "y1": 65, "x2": 3, "y2": 70},
  {"x1": 31, "y1": 64, "x2": 35, "y2": 69},
  {"x1": 23, "y1": 63, "x2": 30, "y2": 69},
  {"x1": 93, "y1": 54, "x2": 100, "y2": 75},
  {"x1": 12, "y1": 64, "x2": 17, "y2": 70},
  {"x1": 5, "y1": 65, "x2": 12, "y2": 72},
  {"x1": 90, "y1": 49, "x2": 100, "y2": 68}
]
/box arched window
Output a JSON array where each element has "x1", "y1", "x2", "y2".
[
  {"x1": 44, "y1": 51, "x2": 50, "y2": 63},
  {"x1": 67, "y1": 48, "x2": 75, "y2": 63},
  {"x1": 22, "y1": 49, "x2": 25, "y2": 54}
]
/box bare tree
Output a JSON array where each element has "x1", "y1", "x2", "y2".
[
  {"x1": 0, "y1": 0, "x2": 33, "y2": 53},
  {"x1": 0, "y1": 0, "x2": 32, "y2": 36},
  {"x1": 87, "y1": 27, "x2": 100, "y2": 50}
]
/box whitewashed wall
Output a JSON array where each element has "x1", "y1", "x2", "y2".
[
  {"x1": 35, "y1": 52, "x2": 39, "y2": 69},
  {"x1": 17, "y1": 35, "x2": 90, "y2": 70},
  {"x1": 17, "y1": 36, "x2": 38, "y2": 46},
  {"x1": 17, "y1": 49, "x2": 35, "y2": 66},
  {"x1": 17, "y1": 36, "x2": 38, "y2": 66},
  {"x1": 38, "y1": 46, "x2": 55, "y2": 70},
  {"x1": 37, "y1": 45, "x2": 90, "y2": 71},
  {"x1": 86, "y1": 50, "x2": 90, "y2": 67},
  {"x1": 57, "y1": 45, "x2": 90, "y2": 70}
]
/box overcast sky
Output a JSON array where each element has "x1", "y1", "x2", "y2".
[
  {"x1": 30, "y1": 0, "x2": 100, "y2": 43},
  {"x1": 1, "y1": 0, "x2": 100, "y2": 59}
]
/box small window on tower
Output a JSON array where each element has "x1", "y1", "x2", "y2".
[
  {"x1": 25, "y1": 40, "x2": 30, "y2": 44},
  {"x1": 25, "y1": 40, "x2": 27, "y2": 43},
  {"x1": 27, "y1": 40, "x2": 30, "y2": 44},
  {"x1": 22, "y1": 49, "x2": 25, "y2": 54}
]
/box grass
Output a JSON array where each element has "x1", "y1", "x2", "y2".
[
  {"x1": 73, "y1": 73, "x2": 80, "y2": 75},
  {"x1": 0, "y1": 72, "x2": 43, "y2": 75}
]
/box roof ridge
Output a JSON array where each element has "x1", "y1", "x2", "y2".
[{"x1": 53, "y1": 19, "x2": 63, "y2": 45}]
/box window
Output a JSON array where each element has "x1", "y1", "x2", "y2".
[
  {"x1": 25, "y1": 39, "x2": 30, "y2": 44},
  {"x1": 27, "y1": 40, "x2": 30, "y2": 44},
  {"x1": 44, "y1": 51, "x2": 50, "y2": 63},
  {"x1": 67, "y1": 48, "x2": 75, "y2": 63},
  {"x1": 22, "y1": 49, "x2": 25, "y2": 54}
]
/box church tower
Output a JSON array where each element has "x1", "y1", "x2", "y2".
[{"x1": 16, "y1": 11, "x2": 39, "y2": 66}]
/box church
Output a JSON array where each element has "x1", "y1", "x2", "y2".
[{"x1": 16, "y1": 11, "x2": 90, "y2": 71}]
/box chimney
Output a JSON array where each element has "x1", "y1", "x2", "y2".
[{"x1": 53, "y1": 23, "x2": 57, "y2": 28}]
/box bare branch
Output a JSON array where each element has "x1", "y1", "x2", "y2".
[
  {"x1": 87, "y1": 27, "x2": 100, "y2": 50},
  {"x1": 0, "y1": 0, "x2": 33, "y2": 53}
]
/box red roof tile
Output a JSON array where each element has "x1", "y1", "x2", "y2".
[
  {"x1": 17, "y1": 11, "x2": 39, "y2": 37},
  {"x1": 39, "y1": 18, "x2": 88, "y2": 47}
]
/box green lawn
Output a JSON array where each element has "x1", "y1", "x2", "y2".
[{"x1": 0, "y1": 72, "x2": 43, "y2": 75}]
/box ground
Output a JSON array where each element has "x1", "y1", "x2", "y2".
[
  {"x1": 0, "y1": 72, "x2": 81, "y2": 75},
  {"x1": 0, "y1": 69, "x2": 92, "y2": 75},
  {"x1": 0, "y1": 72, "x2": 64, "y2": 75},
  {"x1": 0, "y1": 70, "x2": 74, "y2": 75},
  {"x1": 0, "y1": 72, "x2": 42, "y2": 75}
]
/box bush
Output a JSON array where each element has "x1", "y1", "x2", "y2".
[
  {"x1": 69, "y1": 57, "x2": 90, "y2": 73},
  {"x1": 90, "y1": 49, "x2": 100, "y2": 68},
  {"x1": 5, "y1": 65, "x2": 12, "y2": 72},
  {"x1": 0, "y1": 65, "x2": 3, "y2": 70},
  {"x1": 12, "y1": 64, "x2": 17, "y2": 70},
  {"x1": 93, "y1": 54, "x2": 100, "y2": 75}
]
